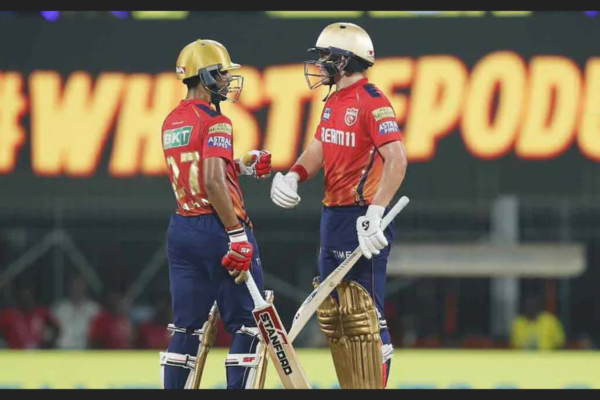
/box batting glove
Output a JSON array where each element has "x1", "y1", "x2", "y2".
[
  {"x1": 222, "y1": 224, "x2": 254, "y2": 284},
  {"x1": 236, "y1": 150, "x2": 272, "y2": 179},
  {"x1": 356, "y1": 205, "x2": 389, "y2": 259},
  {"x1": 270, "y1": 172, "x2": 301, "y2": 209}
]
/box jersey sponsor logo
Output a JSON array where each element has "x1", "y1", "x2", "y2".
[
  {"x1": 372, "y1": 106, "x2": 396, "y2": 121},
  {"x1": 379, "y1": 121, "x2": 400, "y2": 135},
  {"x1": 208, "y1": 122, "x2": 233, "y2": 135},
  {"x1": 163, "y1": 126, "x2": 193, "y2": 149},
  {"x1": 344, "y1": 107, "x2": 359, "y2": 126},
  {"x1": 176, "y1": 66, "x2": 186, "y2": 74},
  {"x1": 323, "y1": 107, "x2": 332, "y2": 121},
  {"x1": 207, "y1": 135, "x2": 232, "y2": 150},
  {"x1": 320, "y1": 127, "x2": 356, "y2": 147}
]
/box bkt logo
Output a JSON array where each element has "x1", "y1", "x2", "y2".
[
  {"x1": 208, "y1": 136, "x2": 232, "y2": 149},
  {"x1": 163, "y1": 126, "x2": 192, "y2": 149}
]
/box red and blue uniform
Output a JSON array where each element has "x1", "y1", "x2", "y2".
[
  {"x1": 161, "y1": 99, "x2": 264, "y2": 389},
  {"x1": 314, "y1": 78, "x2": 403, "y2": 385}
]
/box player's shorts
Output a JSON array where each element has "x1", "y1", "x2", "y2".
[
  {"x1": 319, "y1": 205, "x2": 396, "y2": 315},
  {"x1": 166, "y1": 213, "x2": 264, "y2": 333}
]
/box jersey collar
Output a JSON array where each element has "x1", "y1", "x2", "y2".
[
  {"x1": 182, "y1": 98, "x2": 212, "y2": 108},
  {"x1": 334, "y1": 77, "x2": 369, "y2": 98}
]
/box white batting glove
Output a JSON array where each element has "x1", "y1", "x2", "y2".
[
  {"x1": 356, "y1": 205, "x2": 389, "y2": 259},
  {"x1": 270, "y1": 172, "x2": 301, "y2": 209}
]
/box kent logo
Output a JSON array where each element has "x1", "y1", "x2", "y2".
[{"x1": 163, "y1": 126, "x2": 193, "y2": 149}]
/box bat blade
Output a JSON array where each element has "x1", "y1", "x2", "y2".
[{"x1": 246, "y1": 274, "x2": 312, "y2": 389}]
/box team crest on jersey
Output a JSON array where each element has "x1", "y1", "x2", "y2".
[
  {"x1": 323, "y1": 107, "x2": 331, "y2": 121},
  {"x1": 344, "y1": 108, "x2": 359, "y2": 126}
]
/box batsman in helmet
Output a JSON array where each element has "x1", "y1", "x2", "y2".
[
  {"x1": 270, "y1": 23, "x2": 409, "y2": 388},
  {"x1": 159, "y1": 39, "x2": 272, "y2": 389}
]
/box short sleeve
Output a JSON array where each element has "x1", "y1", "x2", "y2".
[
  {"x1": 202, "y1": 117, "x2": 234, "y2": 161},
  {"x1": 363, "y1": 97, "x2": 403, "y2": 148}
]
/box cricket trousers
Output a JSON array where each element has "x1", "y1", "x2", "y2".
[
  {"x1": 162, "y1": 213, "x2": 265, "y2": 389},
  {"x1": 319, "y1": 205, "x2": 396, "y2": 387}
]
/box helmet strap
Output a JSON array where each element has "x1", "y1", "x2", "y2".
[{"x1": 212, "y1": 95, "x2": 222, "y2": 113}]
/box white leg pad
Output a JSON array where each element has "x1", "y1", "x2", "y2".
[
  {"x1": 226, "y1": 325, "x2": 264, "y2": 389},
  {"x1": 159, "y1": 351, "x2": 198, "y2": 389}
]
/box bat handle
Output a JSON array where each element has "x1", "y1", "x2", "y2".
[
  {"x1": 245, "y1": 272, "x2": 267, "y2": 308},
  {"x1": 381, "y1": 196, "x2": 409, "y2": 230}
]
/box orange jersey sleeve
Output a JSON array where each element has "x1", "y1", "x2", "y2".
[
  {"x1": 202, "y1": 114, "x2": 249, "y2": 225},
  {"x1": 362, "y1": 89, "x2": 403, "y2": 148},
  {"x1": 202, "y1": 116, "x2": 234, "y2": 161}
]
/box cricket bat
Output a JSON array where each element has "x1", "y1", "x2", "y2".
[
  {"x1": 245, "y1": 273, "x2": 312, "y2": 389},
  {"x1": 287, "y1": 196, "x2": 410, "y2": 343}
]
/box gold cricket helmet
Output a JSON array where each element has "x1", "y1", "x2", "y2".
[{"x1": 176, "y1": 39, "x2": 243, "y2": 103}]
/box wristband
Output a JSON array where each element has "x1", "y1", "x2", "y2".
[
  {"x1": 289, "y1": 164, "x2": 308, "y2": 183},
  {"x1": 226, "y1": 223, "x2": 247, "y2": 243}
]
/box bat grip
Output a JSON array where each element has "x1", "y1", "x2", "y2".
[
  {"x1": 245, "y1": 273, "x2": 267, "y2": 308},
  {"x1": 381, "y1": 196, "x2": 410, "y2": 230}
]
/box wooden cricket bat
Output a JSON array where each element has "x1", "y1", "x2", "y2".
[
  {"x1": 287, "y1": 196, "x2": 410, "y2": 343},
  {"x1": 245, "y1": 273, "x2": 312, "y2": 389}
]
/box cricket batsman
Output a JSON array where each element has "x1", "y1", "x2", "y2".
[
  {"x1": 159, "y1": 39, "x2": 272, "y2": 389},
  {"x1": 270, "y1": 22, "x2": 408, "y2": 388}
]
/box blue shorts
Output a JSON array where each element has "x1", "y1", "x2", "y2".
[
  {"x1": 166, "y1": 214, "x2": 264, "y2": 334},
  {"x1": 319, "y1": 206, "x2": 395, "y2": 316}
]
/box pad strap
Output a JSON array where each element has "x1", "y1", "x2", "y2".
[
  {"x1": 381, "y1": 343, "x2": 394, "y2": 363},
  {"x1": 159, "y1": 351, "x2": 197, "y2": 370},
  {"x1": 167, "y1": 324, "x2": 204, "y2": 336}
]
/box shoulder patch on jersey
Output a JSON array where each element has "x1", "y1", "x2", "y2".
[
  {"x1": 379, "y1": 121, "x2": 400, "y2": 135},
  {"x1": 372, "y1": 106, "x2": 396, "y2": 121},
  {"x1": 323, "y1": 107, "x2": 332, "y2": 121},
  {"x1": 363, "y1": 83, "x2": 381, "y2": 98},
  {"x1": 208, "y1": 122, "x2": 233, "y2": 135},
  {"x1": 207, "y1": 135, "x2": 232, "y2": 150},
  {"x1": 196, "y1": 104, "x2": 221, "y2": 117},
  {"x1": 163, "y1": 126, "x2": 193, "y2": 149}
]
